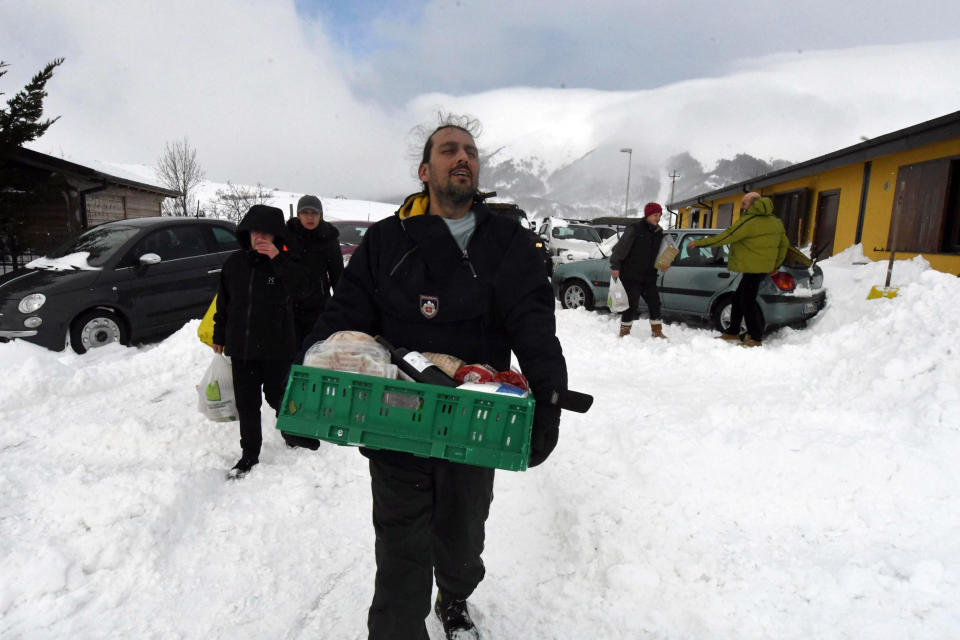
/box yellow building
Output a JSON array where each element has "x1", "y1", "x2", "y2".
[{"x1": 669, "y1": 110, "x2": 960, "y2": 275}]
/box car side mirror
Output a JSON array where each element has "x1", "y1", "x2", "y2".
[{"x1": 139, "y1": 253, "x2": 162, "y2": 266}]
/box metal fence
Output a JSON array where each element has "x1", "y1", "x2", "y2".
[{"x1": 0, "y1": 248, "x2": 43, "y2": 275}]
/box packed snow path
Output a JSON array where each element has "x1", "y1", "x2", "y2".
[{"x1": 1, "y1": 247, "x2": 958, "y2": 639}]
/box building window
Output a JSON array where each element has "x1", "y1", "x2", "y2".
[
  {"x1": 943, "y1": 160, "x2": 960, "y2": 253},
  {"x1": 889, "y1": 157, "x2": 960, "y2": 254},
  {"x1": 716, "y1": 203, "x2": 733, "y2": 228},
  {"x1": 772, "y1": 188, "x2": 810, "y2": 246}
]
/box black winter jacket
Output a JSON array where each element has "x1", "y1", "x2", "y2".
[
  {"x1": 609, "y1": 219, "x2": 663, "y2": 283},
  {"x1": 212, "y1": 206, "x2": 308, "y2": 360},
  {"x1": 301, "y1": 197, "x2": 567, "y2": 401},
  {"x1": 285, "y1": 218, "x2": 343, "y2": 317}
]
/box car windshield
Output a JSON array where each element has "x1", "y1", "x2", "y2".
[
  {"x1": 44, "y1": 224, "x2": 140, "y2": 268},
  {"x1": 553, "y1": 224, "x2": 602, "y2": 243},
  {"x1": 592, "y1": 226, "x2": 618, "y2": 240},
  {"x1": 332, "y1": 222, "x2": 369, "y2": 245}
]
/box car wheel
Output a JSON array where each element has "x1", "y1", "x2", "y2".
[
  {"x1": 560, "y1": 280, "x2": 595, "y2": 310},
  {"x1": 70, "y1": 309, "x2": 128, "y2": 354},
  {"x1": 711, "y1": 297, "x2": 761, "y2": 334}
]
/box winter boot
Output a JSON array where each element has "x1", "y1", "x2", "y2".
[
  {"x1": 740, "y1": 336, "x2": 763, "y2": 348},
  {"x1": 227, "y1": 456, "x2": 258, "y2": 480},
  {"x1": 282, "y1": 433, "x2": 321, "y2": 450},
  {"x1": 435, "y1": 592, "x2": 480, "y2": 639},
  {"x1": 650, "y1": 321, "x2": 667, "y2": 339},
  {"x1": 619, "y1": 322, "x2": 633, "y2": 338},
  {"x1": 716, "y1": 332, "x2": 741, "y2": 342}
]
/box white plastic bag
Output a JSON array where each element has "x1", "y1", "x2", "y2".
[
  {"x1": 607, "y1": 276, "x2": 630, "y2": 313},
  {"x1": 197, "y1": 354, "x2": 238, "y2": 422}
]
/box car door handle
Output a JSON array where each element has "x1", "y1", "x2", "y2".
[
  {"x1": 718, "y1": 272, "x2": 731, "y2": 278},
  {"x1": 207, "y1": 268, "x2": 222, "y2": 274}
]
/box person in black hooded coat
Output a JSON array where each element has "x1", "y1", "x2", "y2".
[
  {"x1": 211, "y1": 204, "x2": 312, "y2": 478},
  {"x1": 286, "y1": 195, "x2": 343, "y2": 344}
]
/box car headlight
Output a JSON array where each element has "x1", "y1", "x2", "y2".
[{"x1": 18, "y1": 293, "x2": 46, "y2": 314}]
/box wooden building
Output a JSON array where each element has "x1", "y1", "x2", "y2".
[
  {"x1": 669, "y1": 110, "x2": 960, "y2": 275},
  {"x1": 1, "y1": 147, "x2": 178, "y2": 272}
]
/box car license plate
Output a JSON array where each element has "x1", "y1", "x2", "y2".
[{"x1": 803, "y1": 302, "x2": 817, "y2": 315}]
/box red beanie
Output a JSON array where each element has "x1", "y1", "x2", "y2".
[{"x1": 643, "y1": 202, "x2": 662, "y2": 217}]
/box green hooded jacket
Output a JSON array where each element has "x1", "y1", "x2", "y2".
[{"x1": 691, "y1": 197, "x2": 789, "y2": 273}]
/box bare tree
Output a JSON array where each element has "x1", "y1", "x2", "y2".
[
  {"x1": 208, "y1": 182, "x2": 273, "y2": 224},
  {"x1": 156, "y1": 137, "x2": 205, "y2": 216}
]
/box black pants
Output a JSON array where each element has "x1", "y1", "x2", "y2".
[
  {"x1": 367, "y1": 455, "x2": 495, "y2": 640},
  {"x1": 231, "y1": 357, "x2": 311, "y2": 459},
  {"x1": 294, "y1": 304, "x2": 325, "y2": 350},
  {"x1": 730, "y1": 272, "x2": 766, "y2": 340},
  {"x1": 621, "y1": 277, "x2": 661, "y2": 323}
]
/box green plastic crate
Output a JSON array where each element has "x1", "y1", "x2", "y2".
[{"x1": 277, "y1": 365, "x2": 535, "y2": 471}]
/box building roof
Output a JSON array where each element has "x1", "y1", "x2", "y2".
[
  {"x1": 669, "y1": 109, "x2": 960, "y2": 209},
  {"x1": 5, "y1": 146, "x2": 180, "y2": 198}
]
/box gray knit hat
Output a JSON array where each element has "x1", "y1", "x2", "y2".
[{"x1": 297, "y1": 194, "x2": 323, "y2": 215}]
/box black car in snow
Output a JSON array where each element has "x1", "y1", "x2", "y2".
[{"x1": 0, "y1": 217, "x2": 238, "y2": 353}]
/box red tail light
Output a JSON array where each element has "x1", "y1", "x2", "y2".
[{"x1": 771, "y1": 271, "x2": 795, "y2": 291}]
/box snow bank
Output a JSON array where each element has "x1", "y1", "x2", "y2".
[{"x1": 1, "y1": 248, "x2": 958, "y2": 638}]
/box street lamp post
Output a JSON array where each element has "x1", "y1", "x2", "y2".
[{"x1": 620, "y1": 148, "x2": 632, "y2": 216}]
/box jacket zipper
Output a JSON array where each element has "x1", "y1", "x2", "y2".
[
  {"x1": 243, "y1": 266, "x2": 255, "y2": 359},
  {"x1": 389, "y1": 247, "x2": 418, "y2": 277},
  {"x1": 462, "y1": 249, "x2": 477, "y2": 278}
]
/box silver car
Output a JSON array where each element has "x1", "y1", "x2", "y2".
[{"x1": 551, "y1": 228, "x2": 826, "y2": 333}]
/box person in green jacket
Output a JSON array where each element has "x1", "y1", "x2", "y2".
[{"x1": 687, "y1": 192, "x2": 789, "y2": 347}]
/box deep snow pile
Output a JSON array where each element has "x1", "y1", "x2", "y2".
[{"x1": 1, "y1": 247, "x2": 958, "y2": 639}]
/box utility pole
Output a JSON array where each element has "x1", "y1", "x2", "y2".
[
  {"x1": 620, "y1": 148, "x2": 633, "y2": 216},
  {"x1": 667, "y1": 169, "x2": 680, "y2": 229}
]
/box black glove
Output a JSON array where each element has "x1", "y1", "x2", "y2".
[{"x1": 529, "y1": 402, "x2": 561, "y2": 468}]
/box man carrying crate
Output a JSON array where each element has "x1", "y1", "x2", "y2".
[{"x1": 300, "y1": 116, "x2": 568, "y2": 640}]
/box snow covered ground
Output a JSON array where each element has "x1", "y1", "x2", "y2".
[{"x1": 1, "y1": 247, "x2": 958, "y2": 639}]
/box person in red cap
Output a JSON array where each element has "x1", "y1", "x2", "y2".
[{"x1": 609, "y1": 202, "x2": 669, "y2": 338}]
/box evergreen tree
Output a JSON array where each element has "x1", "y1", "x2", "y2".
[
  {"x1": 0, "y1": 58, "x2": 64, "y2": 146},
  {"x1": 1, "y1": 58, "x2": 65, "y2": 271}
]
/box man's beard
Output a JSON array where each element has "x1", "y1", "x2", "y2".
[{"x1": 435, "y1": 180, "x2": 475, "y2": 207}]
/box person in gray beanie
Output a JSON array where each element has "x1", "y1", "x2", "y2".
[{"x1": 287, "y1": 195, "x2": 343, "y2": 344}]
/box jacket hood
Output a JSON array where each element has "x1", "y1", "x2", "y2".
[
  {"x1": 396, "y1": 192, "x2": 431, "y2": 219},
  {"x1": 237, "y1": 204, "x2": 287, "y2": 249},
  {"x1": 395, "y1": 191, "x2": 490, "y2": 220},
  {"x1": 745, "y1": 197, "x2": 775, "y2": 217}
]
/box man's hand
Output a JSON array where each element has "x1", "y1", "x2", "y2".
[
  {"x1": 212, "y1": 344, "x2": 224, "y2": 354},
  {"x1": 253, "y1": 237, "x2": 279, "y2": 259},
  {"x1": 686, "y1": 240, "x2": 697, "y2": 249},
  {"x1": 610, "y1": 269, "x2": 620, "y2": 279},
  {"x1": 529, "y1": 402, "x2": 561, "y2": 468}
]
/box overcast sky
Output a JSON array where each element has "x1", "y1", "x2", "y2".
[{"x1": 2, "y1": 0, "x2": 959, "y2": 200}]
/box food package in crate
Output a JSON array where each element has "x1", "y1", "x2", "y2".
[{"x1": 303, "y1": 330, "x2": 398, "y2": 378}]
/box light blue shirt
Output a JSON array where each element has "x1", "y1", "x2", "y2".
[{"x1": 442, "y1": 211, "x2": 476, "y2": 252}]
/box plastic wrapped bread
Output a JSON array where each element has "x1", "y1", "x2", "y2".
[{"x1": 303, "y1": 331, "x2": 397, "y2": 378}]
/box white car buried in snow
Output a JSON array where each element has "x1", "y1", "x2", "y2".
[{"x1": 537, "y1": 217, "x2": 607, "y2": 265}]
